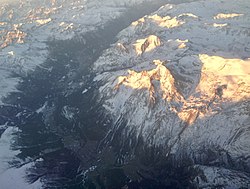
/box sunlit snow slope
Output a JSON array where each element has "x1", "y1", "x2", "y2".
[{"x1": 93, "y1": 0, "x2": 250, "y2": 187}]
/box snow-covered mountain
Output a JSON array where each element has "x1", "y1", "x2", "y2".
[
  {"x1": 0, "y1": 0, "x2": 249, "y2": 188},
  {"x1": 0, "y1": 0, "x2": 173, "y2": 188},
  {"x1": 0, "y1": 0, "x2": 166, "y2": 104},
  {"x1": 93, "y1": 0, "x2": 250, "y2": 187}
]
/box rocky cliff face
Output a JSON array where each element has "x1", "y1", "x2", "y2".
[{"x1": 93, "y1": 0, "x2": 250, "y2": 187}]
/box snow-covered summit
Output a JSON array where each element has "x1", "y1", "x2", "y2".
[{"x1": 93, "y1": 0, "x2": 250, "y2": 187}]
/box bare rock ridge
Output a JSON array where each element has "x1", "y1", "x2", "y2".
[{"x1": 93, "y1": 0, "x2": 250, "y2": 187}]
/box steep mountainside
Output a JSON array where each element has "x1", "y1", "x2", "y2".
[{"x1": 93, "y1": 0, "x2": 250, "y2": 187}]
